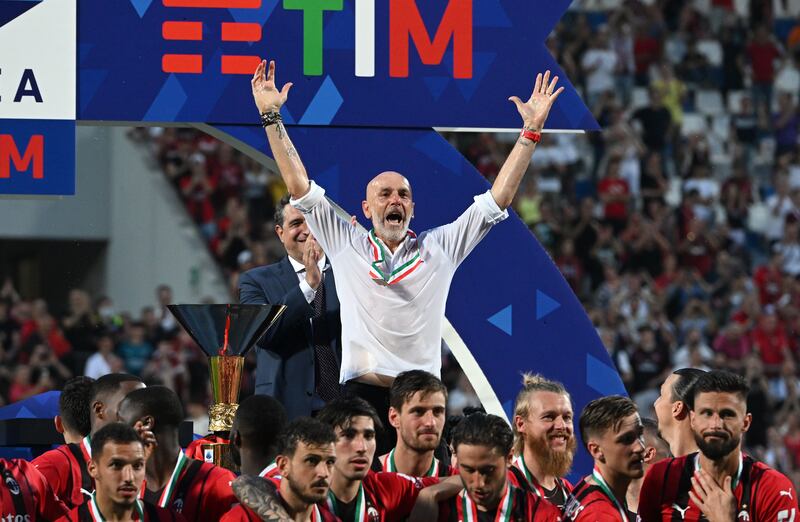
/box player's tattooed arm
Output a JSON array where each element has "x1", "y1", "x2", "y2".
[{"x1": 231, "y1": 475, "x2": 292, "y2": 522}]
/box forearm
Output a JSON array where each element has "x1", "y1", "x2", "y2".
[
  {"x1": 490, "y1": 135, "x2": 537, "y2": 209},
  {"x1": 265, "y1": 122, "x2": 310, "y2": 198}
]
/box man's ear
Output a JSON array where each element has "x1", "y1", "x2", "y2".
[
  {"x1": 742, "y1": 412, "x2": 752, "y2": 434},
  {"x1": 388, "y1": 407, "x2": 401, "y2": 429},
  {"x1": 276, "y1": 454, "x2": 290, "y2": 475},
  {"x1": 587, "y1": 441, "x2": 604, "y2": 463},
  {"x1": 140, "y1": 415, "x2": 155, "y2": 431},
  {"x1": 232, "y1": 429, "x2": 243, "y2": 449},
  {"x1": 92, "y1": 400, "x2": 104, "y2": 421},
  {"x1": 275, "y1": 224, "x2": 284, "y2": 243},
  {"x1": 513, "y1": 415, "x2": 527, "y2": 437},
  {"x1": 643, "y1": 446, "x2": 657, "y2": 464},
  {"x1": 88, "y1": 459, "x2": 99, "y2": 480},
  {"x1": 362, "y1": 200, "x2": 372, "y2": 220},
  {"x1": 54, "y1": 415, "x2": 65, "y2": 435},
  {"x1": 672, "y1": 400, "x2": 689, "y2": 420}
]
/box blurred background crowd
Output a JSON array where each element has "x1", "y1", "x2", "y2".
[{"x1": 3, "y1": 0, "x2": 800, "y2": 490}]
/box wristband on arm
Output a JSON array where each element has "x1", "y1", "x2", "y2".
[
  {"x1": 520, "y1": 128, "x2": 541, "y2": 143},
  {"x1": 260, "y1": 111, "x2": 283, "y2": 128}
]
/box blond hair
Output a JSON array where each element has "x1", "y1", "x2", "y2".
[{"x1": 512, "y1": 373, "x2": 571, "y2": 455}]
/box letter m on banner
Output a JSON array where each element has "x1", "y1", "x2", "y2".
[
  {"x1": 389, "y1": 0, "x2": 472, "y2": 79},
  {"x1": 0, "y1": 134, "x2": 43, "y2": 180}
]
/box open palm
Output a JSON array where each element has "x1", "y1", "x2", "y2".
[
  {"x1": 508, "y1": 70, "x2": 564, "y2": 131},
  {"x1": 251, "y1": 60, "x2": 293, "y2": 114}
]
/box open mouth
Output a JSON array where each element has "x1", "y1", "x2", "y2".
[{"x1": 386, "y1": 210, "x2": 404, "y2": 225}]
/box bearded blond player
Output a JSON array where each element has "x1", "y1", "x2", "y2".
[{"x1": 511, "y1": 374, "x2": 576, "y2": 511}]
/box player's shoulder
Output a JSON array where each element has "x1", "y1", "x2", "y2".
[
  {"x1": 750, "y1": 459, "x2": 795, "y2": 493},
  {"x1": 33, "y1": 444, "x2": 71, "y2": 464}
]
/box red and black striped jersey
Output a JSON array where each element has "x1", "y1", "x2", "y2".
[
  {"x1": 57, "y1": 500, "x2": 186, "y2": 521},
  {"x1": 32, "y1": 440, "x2": 93, "y2": 509},
  {"x1": 563, "y1": 477, "x2": 635, "y2": 521},
  {"x1": 438, "y1": 481, "x2": 562, "y2": 522},
  {"x1": 508, "y1": 460, "x2": 573, "y2": 512},
  {"x1": 1, "y1": 458, "x2": 69, "y2": 521},
  {"x1": 638, "y1": 452, "x2": 798, "y2": 522},
  {"x1": 321, "y1": 471, "x2": 439, "y2": 522},
  {"x1": 140, "y1": 458, "x2": 236, "y2": 522}
]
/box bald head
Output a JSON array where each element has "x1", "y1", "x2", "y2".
[{"x1": 362, "y1": 171, "x2": 414, "y2": 247}]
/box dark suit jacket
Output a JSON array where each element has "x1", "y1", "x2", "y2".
[{"x1": 238, "y1": 256, "x2": 342, "y2": 419}]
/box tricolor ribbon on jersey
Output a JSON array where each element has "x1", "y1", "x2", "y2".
[
  {"x1": 89, "y1": 491, "x2": 145, "y2": 521},
  {"x1": 456, "y1": 483, "x2": 513, "y2": 522},
  {"x1": 367, "y1": 230, "x2": 423, "y2": 285},
  {"x1": 157, "y1": 450, "x2": 190, "y2": 508},
  {"x1": 591, "y1": 466, "x2": 630, "y2": 522},
  {"x1": 694, "y1": 451, "x2": 743, "y2": 489},
  {"x1": 383, "y1": 448, "x2": 439, "y2": 477},
  {"x1": 81, "y1": 435, "x2": 92, "y2": 460},
  {"x1": 259, "y1": 461, "x2": 278, "y2": 478},
  {"x1": 326, "y1": 485, "x2": 366, "y2": 521}
]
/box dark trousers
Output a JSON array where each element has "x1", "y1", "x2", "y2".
[{"x1": 343, "y1": 380, "x2": 397, "y2": 460}]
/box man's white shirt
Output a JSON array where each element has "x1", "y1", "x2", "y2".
[{"x1": 291, "y1": 181, "x2": 507, "y2": 382}]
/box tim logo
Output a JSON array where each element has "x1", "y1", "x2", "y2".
[
  {"x1": 161, "y1": 0, "x2": 263, "y2": 75},
  {"x1": 0, "y1": 134, "x2": 43, "y2": 180},
  {"x1": 160, "y1": 0, "x2": 472, "y2": 78}
]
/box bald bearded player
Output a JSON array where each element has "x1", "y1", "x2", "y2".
[{"x1": 250, "y1": 60, "x2": 564, "y2": 449}]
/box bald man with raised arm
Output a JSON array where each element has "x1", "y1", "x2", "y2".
[{"x1": 251, "y1": 60, "x2": 564, "y2": 451}]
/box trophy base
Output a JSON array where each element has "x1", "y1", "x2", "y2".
[{"x1": 200, "y1": 440, "x2": 239, "y2": 472}]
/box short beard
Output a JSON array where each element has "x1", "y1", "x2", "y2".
[
  {"x1": 372, "y1": 216, "x2": 409, "y2": 245},
  {"x1": 401, "y1": 429, "x2": 439, "y2": 453},
  {"x1": 528, "y1": 432, "x2": 577, "y2": 478},
  {"x1": 694, "y1": 432, "x2": 739, "y2": 461},
  {"x1": 286, "y1": 474, "x2": 327, "y2": 505}
]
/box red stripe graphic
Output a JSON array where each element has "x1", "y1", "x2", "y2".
[
  {"x1": 163, "y1": 0, "x2": 261, "y2": 7},
  {"x1": 221, "y1": 55, "x2": 261, "y2": 74},
  {"x1": 221, "y1": 22, "x2": 261, "y2": 42},
  {"x1": 162, "y1": 54, "x2": 203, "y2": 73},
  {"x1": 162, "y1": 21, "x2": 202, "y2": 40}
]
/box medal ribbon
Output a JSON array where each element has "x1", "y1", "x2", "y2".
[
  {"x1": 385, "y1": 448, "x2": 439, "y2": 477},
  {"x1": 81, "y1": 435, "x2": 92, "y2": 460},
  {"x1": 157, "y1": 450, "x2": 190, "y2": 508},
  {"x1": 456, "y1": 482, "x2": 513, "y2": 522},
  {"x1": 89, "y1": 491, "x2": 145, "y2": 521},
  {"x1": 591, "y1": 466, "x2": 629, "y2": 522},
  {"x1": 694, "y1": 452, "x2": 743, "y2": 489},
  {"x1": 512, "y1": 454, "x2": 567, "y2": 500},
  {"x1": 326, "y1": 484, "x2": 366, "y2": 522},
  {"x1": 367, "y1": 230, "x2": 423, "y2": 285}
]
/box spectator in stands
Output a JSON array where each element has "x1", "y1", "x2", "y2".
[
  {"x1": 581, "y1": 25, "x2": 617, "y2": 109},
  {"x1": 117, "y1": 322, "x2": 154, "y2": 377},
  {"x1": 773, "y1": 90, "x2": 800, "y2": 159},
  {"x1": 597, "y1": 156, "x2": 630, "y2": 233},
  {"x1": 747, "y1": 23, "x2": 783, "y2": 118},
  {"x1": 631, "y1": 87, "x2": 673, "y2": 157}
]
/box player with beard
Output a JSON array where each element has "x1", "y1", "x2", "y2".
[
  {"x1": 639, "y1": 370, "x2": 798, "y2": 522},
  {"x1": 117, "y1": 386, "x2": 236, "y2": 521},
  {"x1": 251, "y1": 60, "x2": 564, "y2": 448},
  {"x1": 412, "y1": 412, "x2": 561, "y2": 521},
  {"x1": 625, "y1": 418, "x2": 670, "y2": 513},
  {"x1": 563, "y1": 396, "x2": 645, "y2": 521},
  {"x1": 228, "y1": 394, "x2": 288, "y2": 478},
  {"x1": 653, "y1": 368, "x2": 706, "y2": 457},
  {"x1": 35, "y1": 373, "x2": 145, "y2": 509},
  {"x1": 58, "y1": 423, "x2": 181, "y2": 521},
  {"x1": 511, "y1": 373, "x2": 576, "y2": 509},
  {"x1": 380, "y1": 370, "x2": 451, "y2": 477},
  {"x1": 225, "y1": 417, "x2": 339, "y2": 522}
]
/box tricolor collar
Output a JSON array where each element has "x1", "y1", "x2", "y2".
[
  {"x1": 139, "y1": 451, "x2": 190, "y2": 507},
  {"x1": 326, "y1": 484, "x2": 366, "y2": 521},
  {"x1": 259, "y1": 461, "x2": 278, "y2": 478},
  {"x1": 88, "y1": 491, "x2": 145, "y2": 521},
  {"x1": 81, "y1": 435, "x2": 92, "y2": 461},
  {"x1": 367, "y1": 230, "x2": 423, "y2": 285},
  {"x1": 456, "y1": 482, "x2": 514, "y2": 522},
  {"x1": 383, "y1": 448, "x2": 439, "y2": 477},
  {"x1": 694, "y1": 451, "x2": 743, "y2": 489},
  {"x1": 591, "y1": 466, "x2": 630, "y2": 522}
]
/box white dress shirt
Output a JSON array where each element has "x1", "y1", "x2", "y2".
[{"x1": 291, "y1": 182, "x2": 507, "y2": 382}]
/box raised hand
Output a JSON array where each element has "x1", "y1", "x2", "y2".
[
  {"x1": 251, "y1": 60, "x2": 293, "y2": 114},
  {"x1": 508, "y1": 70, "x2": 564, "y2": 131},
  {"x1": 688, "y1": 470, "x2": 736, "y2": 522},
  {"x1": 303, "y1": 235, "x2": 323, "y2": 290}
]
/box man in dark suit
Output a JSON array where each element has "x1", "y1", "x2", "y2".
[{"x1": 239, "y1": 195, "x2": 342, "y2": 419}]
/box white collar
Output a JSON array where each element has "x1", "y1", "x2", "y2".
[{"x1": 288, "y1": 255, "x2": 327, "y2": 274}]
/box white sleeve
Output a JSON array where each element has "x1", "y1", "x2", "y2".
[
  {"x1": 425, "y1": 190, "x2": 508, "y2": 267},
  {"x1": 290, "y1": 181, "x2": 357, "y2": 258}
]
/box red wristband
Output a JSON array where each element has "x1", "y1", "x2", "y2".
[{"x1": 520, "y1": 128, "x2": 541, "y2": 143}]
